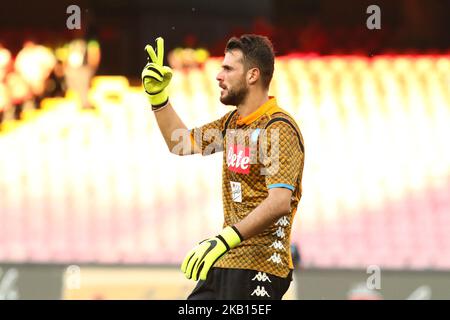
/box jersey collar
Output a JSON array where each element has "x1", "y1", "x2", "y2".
[{"x1": 236, "y1": 96, "x2": 278, "y2": 126}]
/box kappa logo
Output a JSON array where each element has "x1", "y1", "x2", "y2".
[
  {"x1": 272, "y1": 227, "x2": 285, "y2": 239},
  {"x1": 251, "y1": 285, "x2": 270, "y2": 297},
  {"x1": 252, "y1": 272, "x2": 272, "y2": 283},
  {"x1": 226, "y1": 145, "x2": 250, "y2": 174},
  {"x1": 275, "y1": 216, "x2": 290, "y2": 227},
  {"x1": 267, "y1": 253, "x2": 283, "y2": 264},
  {"x1": 269, "y1": 240, "x2": 285, "y2": 251}
]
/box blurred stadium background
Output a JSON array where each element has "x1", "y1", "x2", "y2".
[{"x1": 0, "y1": 0, "x2": 449, "y2": 299}]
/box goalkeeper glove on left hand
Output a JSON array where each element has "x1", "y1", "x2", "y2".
[
  {"x1": 141, "y1": 37, "x2": 173, "y2": 110},
  {"x1": 181, "y1": 226, "x2": 243, "y2": 281}
]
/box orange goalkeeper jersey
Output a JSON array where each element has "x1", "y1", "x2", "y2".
[{"x1": 190, "y1": 97, "x2": 305, "y2": 278}]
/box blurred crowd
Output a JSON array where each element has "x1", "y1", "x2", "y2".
[
  {"x1": 166, "y1": 18, "x2": 393, "y2": 70},
  {"x1": 168, "y1": 18, "x2": 396, "y2": 70},
  {"x1": 0, "y1": 38, "x2": 100, "y2": 131},
  {"x1": 207, "y1": 17, "x2": 449, "y2": 57}
]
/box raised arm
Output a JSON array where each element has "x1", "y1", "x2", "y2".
[
  {"x1": 141, "y1": 37, "x2": 200, "y2": 155},
  {"x1": 152, "y1": 101, "x2": 201, "y2": 155}
]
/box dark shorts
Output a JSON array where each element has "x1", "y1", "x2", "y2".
[{"x1": 187, "y1": 268, "x2": 293, "y2": 300}]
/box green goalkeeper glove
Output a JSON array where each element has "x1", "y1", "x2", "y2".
[
  {"x1": 181, "y1": 226, "x2": 243, "y2": 281},
  {"x1": 141, "y1": 37, "x2": 173, "y2": 110}
]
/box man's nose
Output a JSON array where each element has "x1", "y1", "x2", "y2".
[{"x1": 216, "y1": 71, "x2": 223, "y2": 82}]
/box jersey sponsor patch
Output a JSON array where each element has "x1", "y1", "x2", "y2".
[
  {"x1": 226, "y1": 144, "x2": 250, "y2": 174},
  {"x1": 230, "y1": 181, "x2": 242, "y2": 202}
]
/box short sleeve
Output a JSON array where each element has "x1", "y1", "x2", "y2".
[
  {"x1": 261, "y1": 121, "x2": 304, "y2": 191},
  {"x1": 190, "y1": 111, "x2": 233, "y2": 156}
]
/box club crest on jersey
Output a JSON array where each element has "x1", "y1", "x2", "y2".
[
  {"x1": 226, "y1": 144, "x2": 251, "y2": 174},
  {"x1": 251, "y1": 128, "x2": 261, "y2": 143}
]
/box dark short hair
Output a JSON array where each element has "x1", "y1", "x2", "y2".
[{"x1": 225, "y1": 34, "x2": 275, "y2": 89}]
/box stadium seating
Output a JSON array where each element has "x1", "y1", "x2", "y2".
[{"x1": 0, "y1": 55, "x2": 449, "y2": 269}]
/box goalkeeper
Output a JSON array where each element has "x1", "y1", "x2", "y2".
[{"x1": 142, "y1": 34, "x2": 304, "y2": 300}]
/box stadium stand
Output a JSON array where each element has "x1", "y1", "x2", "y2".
[{"x1": 0, "y1": 54, "x2": 449, "y2": 269}]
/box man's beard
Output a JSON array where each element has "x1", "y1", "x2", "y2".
[{"x1": 220, "y1": 83, "x2": 249, "y2": 106}]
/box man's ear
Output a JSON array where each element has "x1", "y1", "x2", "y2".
[{"x1": 247, "y1": 68, "x2": 260, "y2": 85}]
